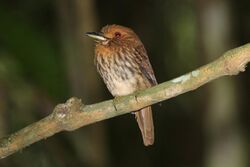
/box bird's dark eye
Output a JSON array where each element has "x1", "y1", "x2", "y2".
[{"x1": 115, "y1": 32, "x2": 121, "y2": 38}]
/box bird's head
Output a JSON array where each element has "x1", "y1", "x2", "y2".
[{"x1": 86, "y1": 24, "x2": 141, "y2": 48}]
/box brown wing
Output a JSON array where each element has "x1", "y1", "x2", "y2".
[
  {"x1": 134, "y1": 44, "x2": 158, "y2": 86},
  {"x1": 133, "y1": 44, "x2": 156, "y2": 146}
]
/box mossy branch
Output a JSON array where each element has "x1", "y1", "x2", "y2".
[{"x1": 0, "y1": 43, "x2": 250, "y2": 158}]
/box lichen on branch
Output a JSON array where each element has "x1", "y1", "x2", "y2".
[{"x1": 0, "y1": 43, "x2": 250, "y2": 159}]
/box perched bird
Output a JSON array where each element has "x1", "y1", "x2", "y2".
[{"x1": 86, "y1": 25, "x2": 158, "y2": 146}]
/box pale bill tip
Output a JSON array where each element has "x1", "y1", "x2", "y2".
[{"x1": 85, "y1": 32, "x2": 107, "y2": 41}]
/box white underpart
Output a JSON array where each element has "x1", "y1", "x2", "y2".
[
  {"x1": 125, "y1": 61, "x2": 132, "y2": 67},
  {"x1": 111, "y1": 77, "x2": 137, "y2": 96}
]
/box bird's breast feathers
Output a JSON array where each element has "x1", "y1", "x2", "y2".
[{"x1": 108, "y1": 76, "x2": 137, "y2": 96}]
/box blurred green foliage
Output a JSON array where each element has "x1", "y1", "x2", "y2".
[
  {"x1": 0, "y1": 3, "x2": 68, "y2": 100},
  {"x1": 0, "y1": 0, "x2": 249, "y2": 167}
]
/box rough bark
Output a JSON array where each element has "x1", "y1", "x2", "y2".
[{"x1": 0, "y1": 43, "x2": 249, "y2": 159}]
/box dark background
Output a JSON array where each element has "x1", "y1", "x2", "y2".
[{"x1": 0, "y1": 0, "x2": 249, "y2": 167}]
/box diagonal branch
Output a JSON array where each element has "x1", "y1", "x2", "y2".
[{"x1": 0, "y1": 43, "x2": 250, "y2": 159}]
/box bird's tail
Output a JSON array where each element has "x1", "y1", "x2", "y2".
[{"x1": 135, "y1": 106, "x2": 154, "y2": 146}]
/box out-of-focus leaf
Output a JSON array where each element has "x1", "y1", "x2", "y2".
[{"x1": 0, "y1": 6, "x2": 67, "y2": 100}]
